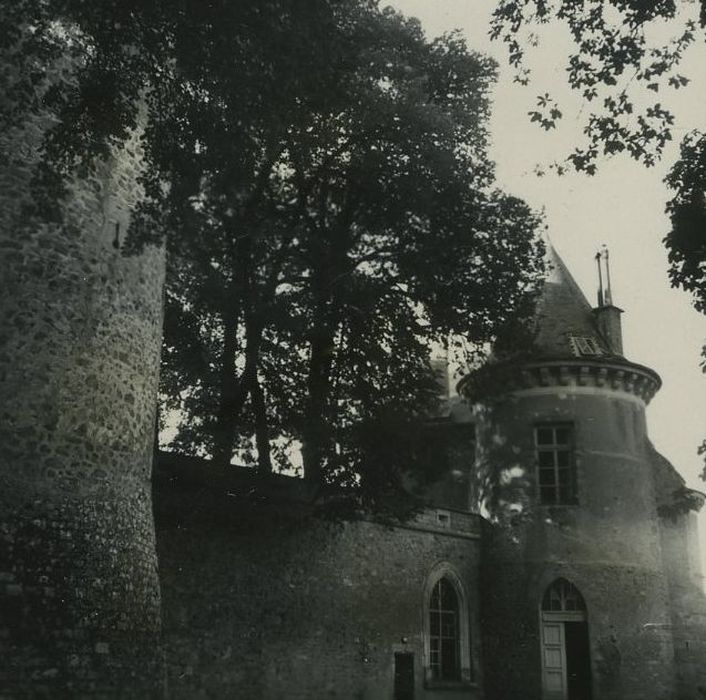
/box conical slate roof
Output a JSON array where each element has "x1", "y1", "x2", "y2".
[
  {"x1": 457, "y1": 245, "x2": 657, "y2": 400},
  {"x1": 531, "y1": 246, "x2": 621, "y2": 360}
]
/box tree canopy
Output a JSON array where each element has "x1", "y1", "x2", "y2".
[
  {"x1": 491, "y1": 0, "x2": 705, "y2": 171},
  {"x1": 158, "y1": 3, "x2": 545, "y2": 514},
  {"x1": 4, "y1": 1, "x2": 546, "y2": 513}
]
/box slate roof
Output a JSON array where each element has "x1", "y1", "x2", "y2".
[{"x1": 530, "y1": 245, "x2": 622, "y2": 360}]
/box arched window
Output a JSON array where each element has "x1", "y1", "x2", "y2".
[
  {"x1": 423, "y1": 564, "x2": 472, "y2": 685},
  {"x1": 429, "y1": 577, "x2": 460, "y2": 680},
  {"x1": 542, "y1": 578, "x2": 587, "y2": 613}
]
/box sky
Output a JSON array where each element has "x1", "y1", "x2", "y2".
[{"x1": 389, "y1": 0, "x2": 706, "y2": 546}]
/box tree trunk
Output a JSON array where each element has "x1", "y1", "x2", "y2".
[
  {"x1": 212, "y1": 297, "x2": 241, "y2": 466},
  {"x1": 212, "y1": 232, "x2": 256, "y2": 467},
  {"x1": 301, "y1": 231, "x2": 342, "y2": 482},
  {"x1": 212, "y1": 290, "x2": 267, "y2": 469},
  {"x1": 251, "y1": 375, "x2": 273, "y2": 474}
]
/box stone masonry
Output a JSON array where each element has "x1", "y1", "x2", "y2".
[{"x1": 0, "y1": 84, "x2": 166, "y2": 697}]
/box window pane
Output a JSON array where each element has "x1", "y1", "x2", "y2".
[
  {"x1": 556, "y1": 450, "x2": 570, "y2": 468},
  {"x1": 442, "y1": 620, "x2": 456, "y2": 638},
  {"x1": 429, "y1": 577, "x2": 461, "y2": 681},
  {"x1": 555, "y1": 427, "x2": 572, "y2": 445},
  {"x1": 536, "y1": 427, "x2": 554, "y2": 445},
  {"x1": 440, "y1": 638, "x2": 459, "y2": 679},
  {"x1": 540, "y1": 486, "x2": 557, "y2": 504},
  {"x1": 440, "y1": 579, "x2": 458, "y2": 611},
  {"x1": 542, "y1": 579, "x2": 586, "y2": 612},
  {"x1": 539, "y1": 468, "x2": 556, "y2": 486},
  {"x1": 538, "y1": 451, "x2": 555, "y2": 468},
  {"x1": 535, "y1": 424, "x2": 576, "y2": 505}
]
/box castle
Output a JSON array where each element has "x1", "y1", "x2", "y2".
[
  {"x1": 151, "y1": 247, "x2": 706, "y2": 700},
  {"x1": 1, "y1": 99, "x2": 705, "y2": 700}
]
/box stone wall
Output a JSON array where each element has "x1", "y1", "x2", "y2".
[
  {"x1": 473, "y1": 382, "x2": 677, "y2": 700},
  {"x1": 155, "y1": 456, "x2": 484, "y2": 700},
  {"x1": 660, "y1": 511, "x2": 706, "y2": 700},
  {"x1": 481, "y1": 533, "x2": 676, "y2": 700},
  {"x1": 0, "y1": 86, "x2": 166, "y2": 696},
  {"x1": 653, "y1": 452, "x2": 706, "y2": 700}
]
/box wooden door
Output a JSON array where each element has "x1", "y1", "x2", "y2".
[{"x1": 541, "y1": 620, "x2": 567, "y2": 699}]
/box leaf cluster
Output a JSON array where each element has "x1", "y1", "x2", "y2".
[
  {"x1": 665, "y1": 131, "x2": 706, "y2": 314},
  {"x1": 491, "y1": 0, "x2": 705, "y2": 171}
]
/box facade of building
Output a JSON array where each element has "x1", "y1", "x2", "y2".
[{"x1": 155, "y1": 247, "x2": 706, "y2": 700}]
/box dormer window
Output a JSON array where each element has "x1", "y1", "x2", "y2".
[{"x1": 569, "y1": 335, "x2": 602, "y2": 357}]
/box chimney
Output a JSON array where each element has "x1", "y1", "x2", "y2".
[{"x1": 593, "y1": 246, "x2": 624, "y2": 355}]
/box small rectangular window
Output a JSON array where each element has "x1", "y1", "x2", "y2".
[
  {"x1": 570, "y1": 335, "x2": 602, "y2": 356},
  {"x1": 436, "y1": 510, "x2": 451, "y2": 528},
  {"x1": 534, "y1": 423, "x2": 577, "y2": 505}
]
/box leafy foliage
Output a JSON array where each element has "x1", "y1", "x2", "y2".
[
  {"x1": 5, "y1": 1, "x2": 546, "y2": 514},
  {"x1": 491, "y1": 0, "x2": 705, "y2": 171},
  {"x1": 158, "y1": 4, "x2": 545, "y2": 512},
  {"x1": 665, "y1": 131, "x2": 706, "y2": 475},
  {"x1": 665, "y1": 132, "x2": 706, "y2": 314}
]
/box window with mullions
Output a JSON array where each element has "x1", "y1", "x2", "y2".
[
  {"x1": 429, "y1": 577, "x2": 460, "y2": 681},
  {"x1": 535, "y1": 424, "x2": 577, "y2": 505},
  {"x1": 542, "y1": 578, "x2": 586, "y2": 612}
]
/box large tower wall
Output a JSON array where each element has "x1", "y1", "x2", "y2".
[
  {"x1": 475, "y1": 377, "x2": 675, "y2": 700},
  {"x1": 0, "y1": 104, "x2": 166, "y2": 695}
]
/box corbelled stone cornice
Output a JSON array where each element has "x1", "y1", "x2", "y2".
[
  {"x1": 519, "y1": 359, "x2": 660, "y2": 402},
  {"x1": 459, "y1": 358, "x2": 661, "y2": 405}
]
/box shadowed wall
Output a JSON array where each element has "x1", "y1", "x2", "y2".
[{"x1": 0, "y1": 95, "x2": 166, "y2": 696}]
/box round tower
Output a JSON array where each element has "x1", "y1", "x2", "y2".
[
  {"x1": 0, "y1": 70, "x2": 166, "y2": 696},
  {"x1": 461, "y1": 247, "x2": 675, "y2": 700}
]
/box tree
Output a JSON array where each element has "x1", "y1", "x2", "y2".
[
  {"x1": 5, "y1": 0, "x2": 545, "y2": 510},
  {"x1": 490, "y1": 0, "x2": 705, "y2": 171},
  {"x1": 159, "y1": 3, "x2": 546, "y2": 512},
  {"x1": 665, "y1": 132, "x2": 706, "y2": 472},
  {"x1": 491, "y1": 0, "x2": 706, "y2": 473},
  {"x1": 1, "y1": 0, "x2": 343, "y2": 219}
]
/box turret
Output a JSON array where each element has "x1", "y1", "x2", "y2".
[{"x1": 460, "y1": 245, "x2": 676, "y2": 700}]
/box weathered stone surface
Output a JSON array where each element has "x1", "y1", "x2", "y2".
[
  {"x1": 0, "y1": 86, "x2": 166, "y2": 697},
  {"x1": 154, "y1": 457, "x2": 483, "y2": 700},
  {"x1": 472, "y1": 382, "x2": 677, "y2": 700}
]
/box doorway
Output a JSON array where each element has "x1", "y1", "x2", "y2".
[
  {"x1": 540, "y1": 579, "x2": 592, "y2": 700},
  {"x1": 394, "y1": 652, "x2": 414, "y2": 700}
]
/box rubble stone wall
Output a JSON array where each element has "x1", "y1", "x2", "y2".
[{"x1": 0, "y1": 83, "x2": 166, "y2": 697}]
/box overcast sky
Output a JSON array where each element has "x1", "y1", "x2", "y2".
[{"x1": 389, "y1": 0, "x2": 706, "y2": 531}]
